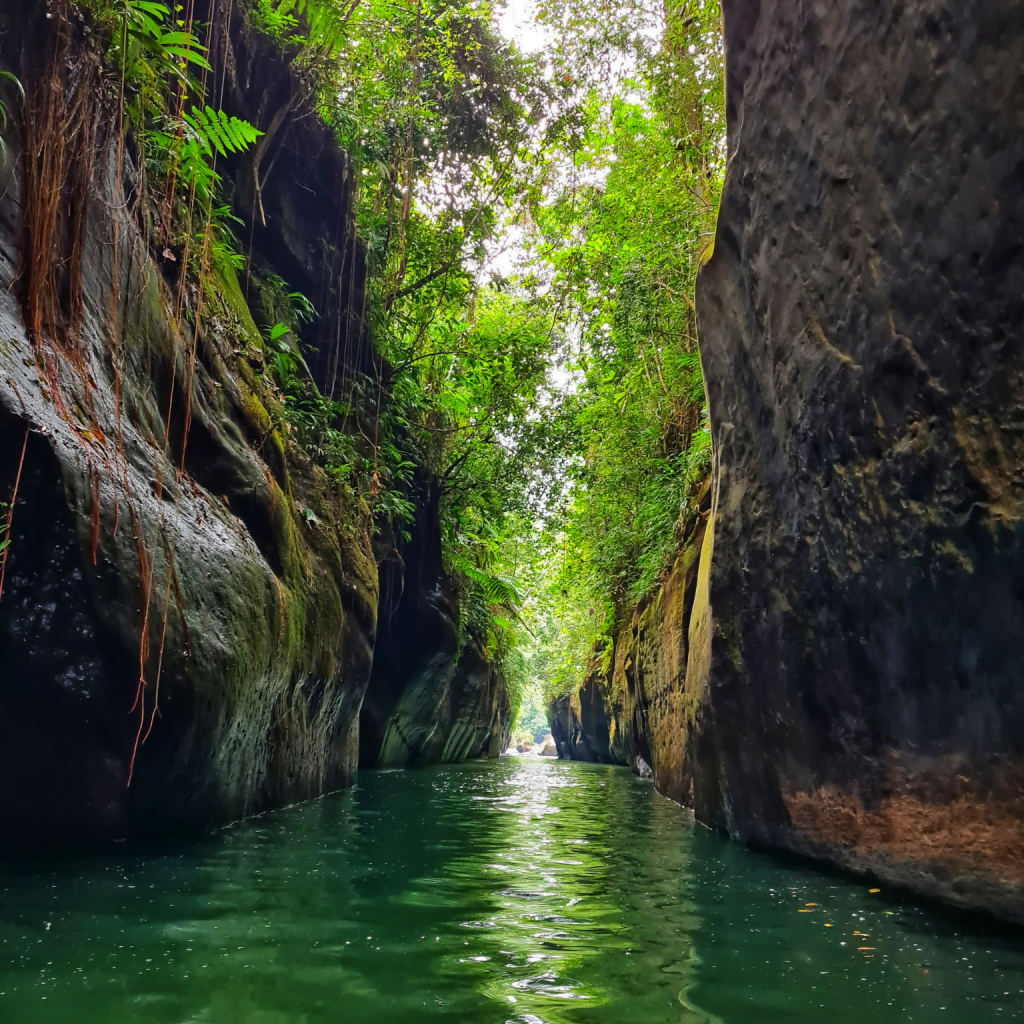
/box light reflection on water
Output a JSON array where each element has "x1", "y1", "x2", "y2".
[{"x1": 0, "y1": 758, "x2": 1022, "y2": 1022}]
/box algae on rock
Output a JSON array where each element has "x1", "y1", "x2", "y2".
[{"x1": 0, "y1": 0, "x2": 505, "y2": 847}]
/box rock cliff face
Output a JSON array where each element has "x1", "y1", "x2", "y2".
[
  {"x1": 550, "y1": 483, "x2": 710, "y2": 781},
  {"x1": 0, "y1": 2, "x2": 503, "y2": 848},
  {"x1": 559, "y1": 0, "x2": 1024, "y2": 923},
  {"x1": 359, "y1": 475, "x2": 510, "y2": 768}
]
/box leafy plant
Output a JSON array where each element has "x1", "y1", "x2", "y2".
[
  {"x1": 287, "y1": 291, "x2": 316, "y2": 323},
  {"x1": 182, "y1": 106, "x2": 263, "y2": 157},
  {"x1": 0, "y1": 71, "x2": 24, "y2": 165},
  {"x1": 98, "y1": 0, "x2": 211, "y2": 88},
  {"x1": 266, "y1": 322, "x2": 298, "y2": 381}
]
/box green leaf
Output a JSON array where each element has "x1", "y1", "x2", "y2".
[
  {"x1": 182, "y1": 107, "x2": 261, "y2": 158},
  {"x1": 128, "y1": 1, "x2": 171, "y2": 19}
]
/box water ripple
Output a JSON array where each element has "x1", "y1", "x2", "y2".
[{"x1": 0, "y1": 759, "x2": 1021, "y2": 1022}]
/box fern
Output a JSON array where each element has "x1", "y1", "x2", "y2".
[
  {"x1": 182, "y1": 106, "x2": 262, "y2": 158},
  {"x1": 449, "y1": 551, "x2": 524, "y2": 620}
]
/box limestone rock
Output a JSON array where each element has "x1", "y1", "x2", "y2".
[
  {"x1": 0, "y1": 4, "x2": 377, "y2": 845},
  {"x1": 690, "y1": 0, "x2": 1024, "y2": 922}
]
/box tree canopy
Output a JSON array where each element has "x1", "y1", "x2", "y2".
[{"x1": 61, "y1": 0, "x2": 725, "y2": 727}]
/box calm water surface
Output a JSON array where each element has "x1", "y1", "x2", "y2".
[{"x1": 1, "y1": 759, "x2": 1022, "y2": 1023}]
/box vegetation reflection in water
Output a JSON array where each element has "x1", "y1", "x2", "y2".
[{"x1": 1, "y1": 760, "x2": 1023, "y2": 1023}]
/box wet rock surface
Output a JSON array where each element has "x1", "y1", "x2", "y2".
[
  {"x1": 359, "y1": 476, "x2": 509, "y2": 768},
  {"x1": 0, "y1": 4, "x2": 380, "y2": 846},
  {"x1": 690, "y1": 0, "x2": 1024, "y2": 921},
  {"x1": 0, "y1": 3, "x2": 499, "y2": 848},
  {"x1": 555, "y1": 0, "x2": 1024, "y2": 924}
]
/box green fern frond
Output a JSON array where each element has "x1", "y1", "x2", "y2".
[
  {"x1": 183, "y1": 107, "x2": 262, "y2": 157},
  {"x1": 449, "y1": 551, "x2": 524, "y2": 619}
]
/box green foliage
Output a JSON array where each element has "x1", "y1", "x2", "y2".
[
  {"x1": 378, "y1": 285, "x2": 558, "y2": 688},
  {"x1": 268, "y1": 369, "x2": 417, "y2": 528},
  {"x1": 514, "y1": 695, "x2": 550, "y2": 744},
  {"x1": 252, "y1": 0, "x2": 354, "y2": 56},
  {"x1": 274, "y1": 0, "x2": 726, "y2": 716},
  {"x1": 0, "y1": 71, "x2": 24, "y2": 165},
  {"x1": 497, "y1": 0, "x2": 724, "y2": 707},
  {"x1": 449, "y1": 552, "x2": 523, "y2": 624},
  {"x1": 109, "y1": 0, "x2": 212, "y2": 83},
  {"x1": 81, "y1": 0, "x2": 260, "y2": 254},
  {"x1": 182, "y1": 106, "x2": 263, "y2": 157},
  {"x1": 79, "y1": 0, "x2": 725, "y2": 730},
  {"x1": 245, "y1": 0, "x2": 556, "y2": 618}
]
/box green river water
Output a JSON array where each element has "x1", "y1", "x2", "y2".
[{"x1": 1, "y1": 758, "x2": 1022, "y2": 1023}]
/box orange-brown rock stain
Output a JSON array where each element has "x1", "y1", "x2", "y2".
[{"x1": 785, "y1": 781, "x2": 1024, "y2": 886}]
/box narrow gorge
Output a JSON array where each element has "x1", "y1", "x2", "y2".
[{"x1": 0, "y1": 0, "x2": 1021, "y2": 1019}]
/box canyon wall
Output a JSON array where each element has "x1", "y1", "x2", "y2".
[
  {"x1": 359, "y1": 474, "x2": 510, "y2": 768},
  {"x1": 0, "y1": 2, "x2": 503, "y2": 848},
  {"x1": 558, "y1": 0, "x2": 1024, "y2": 923},
  {"x1": 550, "y1": 481, "x2": 711, "y2": 781}
]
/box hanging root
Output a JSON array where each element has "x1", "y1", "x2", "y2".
[
  {"x1": 126, "y1": 684, "x2": 147, "y2": 787},
  {"x1": 0, "y1": 422, "x2": 30, "y2": 605},
  {"x1": 123, "y1": 489, "x2": 151, "y2": 788},
  {"x1": 20, "y1": 1, "x2": 99, "y2": 357},
  {"x1": 89, "y1": 462, "x2": 100, "y2": 565},
  {"x1": 129, "y1": 506, "x2": 152, "y2": 717},
  {"x1": 142, "y1": 567, "x2": 175, "y2": 746}
]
